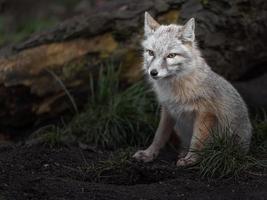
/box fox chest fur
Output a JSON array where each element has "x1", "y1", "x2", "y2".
[{"x1": 151, "y1": 73, "x2": 214, "y2": 120}]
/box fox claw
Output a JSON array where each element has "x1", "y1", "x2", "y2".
[
  {"x1": 177, "y1": 151, "x2": 187, "y2": 159},
  {"x1": 176, "y1": 155, "x2": 197, "y2": 167},
  {"x1": 132, "y1": 150, "x2": 157, "y2": 162}
]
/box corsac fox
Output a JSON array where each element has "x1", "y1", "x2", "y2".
[{"x1": 133, "y1": 12, "x2": 252, "y2": 166}]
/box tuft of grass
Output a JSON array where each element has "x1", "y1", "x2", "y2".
[
  {"x1": 251, "y1": 118, "x2": 267, "y2": 156},
  {"x1": 195, "y1": 123, "x2": 267, "y2": 178},
  {"x1": 33, "y1": 125, "x2": 67, "y2": 148},
  {"x1": 68, "y1": 63, "x2": 158, "y2": 149},
  {"x1": 46, "y1": 69, "x2": 79, "y2": 114},
  {"x1": 196, "y1": 121, "x2": 267, "y2": 178},
  {"x1": 33, "y1": 63, "x2": 158, "y2": 149},
  {"x1": 195, "y1": 133, "x2": 255, "y2": 178},
  {"x1": 83, "y1": 148, "x2": 134, "y2": 182}
]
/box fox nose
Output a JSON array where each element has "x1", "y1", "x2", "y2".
[{"x1": 150, "y1": 69, "x2": 158, "y2": 77}]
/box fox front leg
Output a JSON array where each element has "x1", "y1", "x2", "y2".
[
  {"x1": 176, "y1": 112, "x2": 216, "y2": 166},
  {"x1": 133, "y1": 107, "x2": 174, "y2": 162}
]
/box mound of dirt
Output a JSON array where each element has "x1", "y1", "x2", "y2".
[{"x1": 0, "y1": 144, "x2": 266, "y2": 200}]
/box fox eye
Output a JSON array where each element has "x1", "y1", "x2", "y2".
[
  {"x1": 167, "y1": 53, "x2": 179, "y2": 58},
  {"x1": 146, "y1": 50, "x2": 154, "y2": 57}
]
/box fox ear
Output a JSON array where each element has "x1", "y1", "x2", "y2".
[
  {"x1": 181, "y1": 18, "x2": 195, "y2": 42},
  {"x1": 144, "y1": 12, "x2": 160, "y2": 37}
]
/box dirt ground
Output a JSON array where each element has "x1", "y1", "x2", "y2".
[{"x1": 0, "y1": 144, "x2": 266, "y2": 200}]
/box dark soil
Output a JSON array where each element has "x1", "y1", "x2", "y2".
[{"x1": 0, "y1": 144, "x2": 266, "y2": 200}]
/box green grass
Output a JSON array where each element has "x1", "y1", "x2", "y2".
[
  {"x1": 46, "y1": 69, "x2": 79, "y2": 114},
  {"x1": 83, "y1": 148, "x2": 134, "y2": 182},
  {"x1": 195, "y1": 133, "x2": 255, "y2": 178},
  {"x1": 33, "y1": 63, "x2": 158, "y2": 149},
  {"x1": 195, "y1": 124, "x2": 267, "y2": 178},
  {"x1": 32, "y1": 125, "x2": 69, "y2": 148},
  {"x1": 69, "y1": 64, "x2": 158, "y2": 149},
  {"x1": 251, "y1": 118, "x2": 267, "y2": 156}
]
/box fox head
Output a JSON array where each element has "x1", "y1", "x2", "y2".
[{"x1": 142, "y1": 12, "x2": 199, "y2": 80}]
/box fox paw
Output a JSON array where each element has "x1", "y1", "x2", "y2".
[
  {"x1": 132, "y1": 149, "x2": 157, "y2": 163},
  {"x1": 177, "y1": 151, "x2": 187, "y2": 159},
  {"x1": 176, "y1": 156, "x2": 196, "y2": 167}
]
